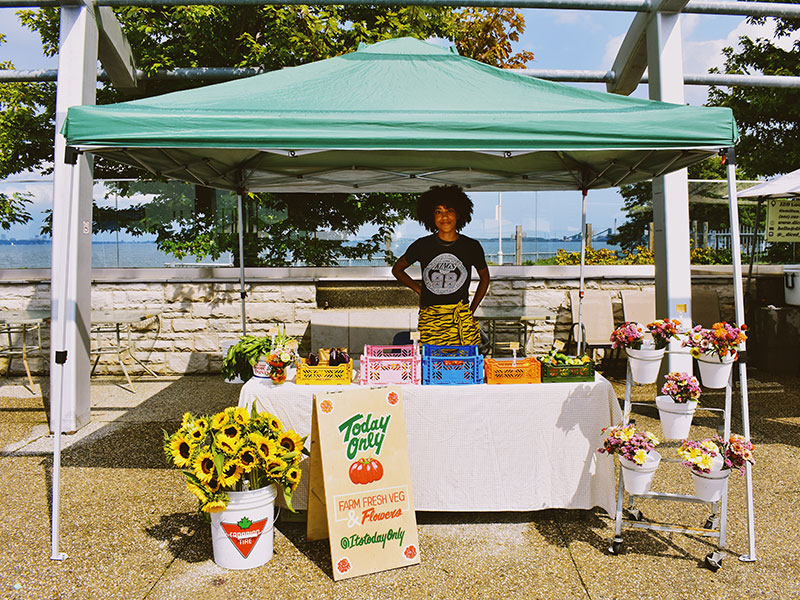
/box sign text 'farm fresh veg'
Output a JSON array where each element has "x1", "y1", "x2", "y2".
[{"x1": 338, "y1": 413, "x2": 391, "y2": 459}]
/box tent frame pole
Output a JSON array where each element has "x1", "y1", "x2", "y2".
[
  {"x1": 577, "y1": 189, "x2": 588, "y2": 354},
  {"x1": 725, "y1": 147, "x2": 757, "y2": 562},
  {"x1": 237, "y1": 188, "x2": 247, "y2": 335}
]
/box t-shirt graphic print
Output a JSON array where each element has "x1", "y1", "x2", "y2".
[{"x1": 423, "y1": 252, "x2": 468, "y2": 296}]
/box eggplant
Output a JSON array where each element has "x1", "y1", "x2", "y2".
[
  {"x1": 329, "y1": 348, "x2": 341, "y2": 366},
  {"x1": 340, "y1": 351, "x2": 351, "y2": 364},
  {"x1": 307, "y1": 352, "x2": 319, "y2": 366}
]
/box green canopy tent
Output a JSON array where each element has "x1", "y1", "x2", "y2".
[
  {"x1": 63, "y1": 36, "x2": 739, "y2": 345},
  {"x1": 58, "y1": 37, "x2": 753, "y2": 557}
]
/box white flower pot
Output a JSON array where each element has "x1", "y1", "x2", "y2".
[
  {"x1": 655, "y1": 395, "x2": 697, "y2": 440},
  {"x1": 285, "y1": 364, "x2": 297, "y2": 382},
  {"x1": 211, "y1": 484, "x2": 277, "y2": 570},
  {"x1": 252, "y1": 355, "x2": 270, "y2": 379},
  {"x1": 691, "y1": 469, "x2": 730, "y2": 503},
  {"x1": 625, "y1": 347, "x2": 665, "y2": 384},
  {"x1": 619, "y1": 450, "x2": 661, "y2": 495},
  {"x1": 696, "y1": 353, "x2": 735, "y2": 389}
]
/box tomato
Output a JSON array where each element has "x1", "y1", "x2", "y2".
[{"x1": 348, "y1": 458, "x2": 384, "y2": 485}]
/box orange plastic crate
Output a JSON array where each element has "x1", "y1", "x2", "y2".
[
  {"x1": 296, "y1": 360, "x2": 353, "y2": 385},
  {"x1": 484, "y1": 357, "x2": 541, "y2": 384}
]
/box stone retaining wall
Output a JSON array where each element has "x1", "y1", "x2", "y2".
[{"x1": 0, "y1": 265, "x2": 783, "y2": 376}]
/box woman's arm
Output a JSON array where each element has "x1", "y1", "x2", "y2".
[
  {"x1": 391, "y1": 256, "x2": 422, "y2": 297},
  {"x1": 470, "y1": 266, "x2": 490, "y2": 314}
]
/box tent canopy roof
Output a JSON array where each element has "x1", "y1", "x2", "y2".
[
  {"x1": 737, "y1": 167, "x2": 800, "y2": 199},
  {"x1": 63, "y1": 37, "x2": 739, "y2": 193}
]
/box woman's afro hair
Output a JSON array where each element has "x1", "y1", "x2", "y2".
[{"x1": 416, "y1": 185, "x2": 474, "y2": 233}]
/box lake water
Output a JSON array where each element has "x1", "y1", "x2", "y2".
[{"x1": 0, "y1": 239, "x2": 618, "y2": 269}]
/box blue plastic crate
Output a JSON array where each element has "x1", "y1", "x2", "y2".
[{"x1": 421, "y1": 344, "x2": 484, "y2": 385}]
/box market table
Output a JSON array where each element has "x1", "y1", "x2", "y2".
[
  {"x1": 239, "y1": 375, "x2": 623, "y2": 515},
  {"x1": 90, "y1": 309, "x2": 161, "y2": 391}
]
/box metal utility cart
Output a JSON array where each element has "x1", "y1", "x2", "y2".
[{"x1": 607, "y1": 357, "x2": 734, "y2": 571}]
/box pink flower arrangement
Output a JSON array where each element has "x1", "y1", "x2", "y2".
[
  {"x1": 610, "y1": 322, "x2": 645, "y2": 350},
  {"x1": 647, "y1": 318, "x2": 681, "y2": 350},
  {"x1": 661, "y1": 371, "x2": 702, "y2": 404},
  {"x1": 598, "y1": 424, "x2": 659, "y2": 466},
  {"x1": 683, "y1": 322, "x2": 747, "y2": 360},
  {"x1": 678, "y1": 434, "x2": 754, "y2": 475}
]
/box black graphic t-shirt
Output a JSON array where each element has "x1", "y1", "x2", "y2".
[{"x1": 402, "y1": 234, "x2": 487, "y2": 307}]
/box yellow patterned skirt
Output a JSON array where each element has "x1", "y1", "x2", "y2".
[{"x1": 418, "y1": 301, "x2": 481, "y2": 346}]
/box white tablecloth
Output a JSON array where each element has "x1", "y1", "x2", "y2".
[{"x1": 239, "y1": 376, "x2": 623, "y2": 515}]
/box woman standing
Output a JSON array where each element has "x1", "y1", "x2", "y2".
[{"x1": 392, "y1": 185, "x2": 490, "y2": 345}]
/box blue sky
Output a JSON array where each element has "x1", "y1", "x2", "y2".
[{"x1": 0, "y1": 8, "x2": 793, "y2": 241}]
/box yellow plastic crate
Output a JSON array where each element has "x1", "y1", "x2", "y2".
[{"x1": 296, "y1": 360, "x2": 353, "y2": 385}]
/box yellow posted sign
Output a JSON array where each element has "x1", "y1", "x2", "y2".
[
  {"x1": 307, "y1": 386, "x2": 420, "y2": 580},
  {"x1": 767, "y1": 199, "x2": 800, "y2": 242}
]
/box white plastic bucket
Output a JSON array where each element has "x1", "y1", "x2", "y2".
[
  {"x1": 784, "y1": 266, "x2": 800, "y2": 306},
  {"x1": 696, "y1": 353, "x2": 734, "y2": 389},
  {"x1": 655, "y1": 396, "x2": 697, "y2": 440},
  {"x1": 211, "y1": 485, "x2": 277, "y2": 570},
  {"x1": 625, "y1": 347, "x2": 665, "y2": 384},
  {"x1": 619, "y1": 450, "x2": 661, "y2": 495},
  {"x1": 691, "y1": 469, "x2": 730, "y2": 503}
]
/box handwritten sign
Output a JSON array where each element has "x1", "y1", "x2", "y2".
[
  {"x1": 767, "y1": 199, "x2": 800, "y2": 242},
  {"x1": 307, "y1": 386, "x2": 420, "y2": 580}
]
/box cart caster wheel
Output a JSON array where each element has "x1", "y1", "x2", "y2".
[
  {"x1": 704, "y1": 515, "x2": 720, "y2": 530},
  {"x1": 705, "y1": 551, "x2": 724, "y2": 572},
  {"x1": 625, "y1": 508, "x2": 643, "y2": 521},
  {"x1": 608, "y1": 538, "x2": 623, "y2": 555}
]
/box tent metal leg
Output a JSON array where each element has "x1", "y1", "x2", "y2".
[
  {"x1": 577, "y1": 189, "x2": 587, "y2": 354},
  {"x1": 237, "y1": 190, "x2": 247, "y2": 335},
  {"x1": 725, "y1": 147, "x2": 757, "y2": 562}
]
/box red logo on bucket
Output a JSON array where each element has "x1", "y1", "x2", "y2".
[{"x1": 220, "y1": 516, "x2": 269, "y2": 559}]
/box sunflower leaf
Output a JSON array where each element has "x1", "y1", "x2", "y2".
[{"x1": 212, "y1": 451, "x2": 225, "y2": 476}]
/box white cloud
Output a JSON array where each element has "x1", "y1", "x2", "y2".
[{"x1": 602, "y1": 33, "x2": 626, "y2": 69}]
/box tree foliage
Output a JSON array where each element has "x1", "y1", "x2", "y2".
[
  {"x1": 606, "y1": 157, "x2": 756, "y2": 251},
  {"x1": 4, "y1": 6, "x2": 535, "y2": 265},
  {"x1": 707, "y1": 10, "x2": 800, "y2": 178}
]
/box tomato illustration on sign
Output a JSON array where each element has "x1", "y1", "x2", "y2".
[
  {"x1": 337, "y1": 557, "x2": 351, "y2": 573},
  {"x1": 404, "y1": 545, "x2": 418, "y2": 560},
  {"x1": 348, "y1": 457, "x2": 384, "y2": 485},
  {"x1": 387, "y1": 391, "x2": 399, "y2": 405}
]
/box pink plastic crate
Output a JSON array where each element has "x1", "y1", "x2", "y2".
[{"x1": 360, "y1": 344, "x2": 421, "y2": 385}]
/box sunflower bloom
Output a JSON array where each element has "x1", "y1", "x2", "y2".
[
  {"x1": 168, "y1": 433, "x2": 194, "y2": 468},
  {"x1": 181, "y1": 412, "x2": 193, "y2": 427},
  {"x1": 266, "y1": 457, "x2": 288, "y2": 475},
  {"x1": 186, "y1": 480, "x2": 208, "y2": 502},
  {"x1": 219, "y1": 460, "x2": 243, "y2": 488},
  {"x1": 188, "y1": 425, "x2": 205, "y2": 443},
  {"x1": 193, "y1": 451, "x2": 216, "y2": 484},
  {"x1": 233, "y1": 407, "x2": 249, "y2": 426},
  {"x1": 237, "y1": 445, "x2": 259, "y2": 472},
  {"x1": 285, "y1": 466, "x2": 302, "y2": 491},
  {"x1": 215, "y1": 433, "x2": 240, "y2": 456},
  {"x1": 268, "y1": 416, "x2": 284, "y2": 434},
  {"x1": 278, "y1": 431, "x2": 304, "y2": 455},
  {"x1": 250, "y1": 433, "x2": 278, "y2": 462},
  {"x1": 201, "y1": 493, "x2": 229, "y2": 513},
  {"x1": 222, "y1": 422, "x2": 241, "y2": 441},
  {"x1": 210, "y1": 411, "x2": 230, "y2": 430}
]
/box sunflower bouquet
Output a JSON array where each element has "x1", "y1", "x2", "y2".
[{"x1": 164, "y1": 405, "x2": 306, "y2": 513}]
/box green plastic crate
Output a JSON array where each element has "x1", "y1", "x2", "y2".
[{"x1": 540, "y1": 360, "x2": 595, "y2": 383}]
